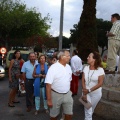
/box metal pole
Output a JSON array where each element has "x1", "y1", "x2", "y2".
[{"x1": 59, "y1": 0, "x2": 64, "y2": 50}]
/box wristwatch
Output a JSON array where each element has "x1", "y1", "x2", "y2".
[{"x1": 88, "y1": 89, "x2": 91, "y2": 93}]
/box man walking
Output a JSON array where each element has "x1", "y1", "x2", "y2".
[
  {"x1": 106, "y1": 13, "x2": 120, "y2": 74},
  {"x1": 21, "y1": 52, "x2": 38, "y2": 112},
  {"x1": 45, "y1": 50, "x2": 73, "y2": 120},
  {"x1": 70, "y1": 49, "x2": 83, "y2": 96}
]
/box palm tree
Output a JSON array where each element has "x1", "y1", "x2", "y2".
[{"x1": 77, "y1": 0, "x2": 98, "y2": 61}]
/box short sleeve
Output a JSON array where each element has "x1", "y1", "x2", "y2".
[
  {"x1": 83, "y1": 65, "x2": 88, "y2": 73},
  {"x1": 45, "y1": 66, "x2": 55, "y2": 84},
  {"x1": 68, "y1": 64, "x2": 72, "y2": 81},
  {"x1": 98, "y1": 67, "x2": 105, "y2": 76},
  {"x1": 21, "y1": 62, "x2": 26, "y2": 73}
]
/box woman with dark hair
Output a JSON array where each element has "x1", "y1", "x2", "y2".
[
  {"x1": 33, "y1": 54, "x2": 48, "y2": 115},
  {"x1": 8, "y1": 50, "x2": 24, "y2": 107},
  {"x1": 81, "y1": 51, "x2": 105, "y2": 120}
]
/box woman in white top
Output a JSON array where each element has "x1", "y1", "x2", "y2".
[{"x1": 82, "y1": 51, "x2": 105, "y2": 120}]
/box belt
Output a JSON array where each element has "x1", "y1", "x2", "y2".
[
  {"x1": 51, "y1": 89, "x2": 69, "y2": 94},
  {"x1": 26, "y1": 78, "x2": 34, "y2": 81}
]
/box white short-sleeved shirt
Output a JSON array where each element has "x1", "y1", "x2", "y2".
[
  {"x1": 83, "y1": 65, "x2": 105, "y2": 93},
  {"x1": 45, "y1": 61, "x2": 72, "y2": 93},
  {"x1": 71, "y1": 55, "x2": 83, "y2": 76}
]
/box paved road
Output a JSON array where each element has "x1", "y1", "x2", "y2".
[{"x1": 0, "y1": 76, "x2": 105, "y2": 120}]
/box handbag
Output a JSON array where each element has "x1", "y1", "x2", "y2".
[
  {"x1": 40, "y1": 78, "x2": 45, "y2": 88},
  {"x1": 79, "y1": 96, "x2": 92, "y2": 109}
]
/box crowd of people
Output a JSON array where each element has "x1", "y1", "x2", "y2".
[
  {"x1": 7, "y1": 12, "x2": 120, "y2": 120},
  {"x1": 8, "y1": 48, "x2": 106, "y2": 120}
]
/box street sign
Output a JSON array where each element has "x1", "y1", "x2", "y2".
[{"x1": 0, "y1": 47, "x2": 7, "y2": 54}]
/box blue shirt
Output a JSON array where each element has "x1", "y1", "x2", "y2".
[{"x1": 21, "y1": 60, "x2": 38, "y2": 79}]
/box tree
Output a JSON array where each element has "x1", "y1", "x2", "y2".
[
  {"x1": 77, "y1": 0, "x2": 98, "y2": 61},
  {"x1": 25, "y1": 35, "x2": 58, "y2": 51},
  {"x1": 0, "y1": 0, "x2": 51, "y2": 48},
  {"x1": 69, "y1": 19, "x2": 112, "y2": 56},
  {"x1": 55, "y1": 36, "x2": 71, "y2": 48}
]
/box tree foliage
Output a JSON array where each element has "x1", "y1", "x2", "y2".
[
  {"x1": 69, "y1": 18, "x2": 112, "y2": 56},
  {"x1": 55, "y1": 36, "x2": 71, "y2": 48},
  {"x1": 77, "y1": 0, "x2": 98, "y2": 61},
  {"x1": 0, "y1": 0, "x2": 51, "y2": 48},
  {"x1": 69, "y1": 24, "x2": 79, "y2": 44},
  {"x1": 96, "y1": 18, "x2": 112, "y2": 56},
  {"x1": 24, "y1": 35, "x2": 58, "y2": 52}
]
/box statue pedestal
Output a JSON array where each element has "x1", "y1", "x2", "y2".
[{"x1": 94, "y1": 74, "x2": 120, "y2": 120}]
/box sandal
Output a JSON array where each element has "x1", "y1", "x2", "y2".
[
  {"x1": 8, "y1": 103, "x2": 15, "y2": 107},
  {"x1": 45, "y1": 109, "x2": 49, "y2": 114},
  {"x1": 35, "y1": 110, "x2": 39, "y2": 115}
]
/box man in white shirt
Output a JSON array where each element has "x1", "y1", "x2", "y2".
[
  {"x1": 70, "y1": 49, "x2": 83, "y2": 96},
  {"x1": 45, "y1": 50, "x2": 73, "y2": 120}
]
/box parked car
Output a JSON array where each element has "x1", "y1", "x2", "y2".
[
  {"x1": 6, "y1": 50, "x2": 33, "y2": 68},
  {"x1": 46, "y1": 50, "x2": 54, "y2": 56},
  {"x1": 0, "y1": 65, "x2": 5, "y2": 79}
]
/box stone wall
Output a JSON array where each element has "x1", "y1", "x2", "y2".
[{"x1": 94, "y1": 74, "x2": 120, "y2": 120}]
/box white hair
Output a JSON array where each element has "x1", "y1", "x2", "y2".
[{"x1": 57, "y1": 49, "x2": 69, "y2": 60}]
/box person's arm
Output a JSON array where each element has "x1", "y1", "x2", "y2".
[
  {"x1": 45, "y1": 66, "x2": 54, "y2": 107},
  {"x1": 21, "y1": 59, "x2": 25, "y2": 63},
  {"x1": 107, "y1": 23, "x2": 120, "y2": 37},
  {"x1": 71, "y1": 58, "x2": 76, "y2": 73},
  {"x1": 82, "y1": 73, "x2": 86, "y2": 90},
  {"x1": 8, "y1": 59, "x2": 14, "y2": 82},
  {"x1": 81, "y1": 72, "x2": 87, "y2": 102},
  {"x1": 21, "y1": 63, "x2": 26, "y2": 82},
  {"x1": 22, "y1": 72, "x2": 26, "y2": 82},
  {"x1": 46, "y1": 83, "x2": 53, "y2": 108},
  {"x1": 76, "y1": 59, "x2": 83, "y2": 75},
  {"x1": 32, "y1": 65, "x2": 44, "y2": 78},
  {"x1": 106, "y1": 32, "x2": 115, "y2": 37},
  {"x1": 32, "y1": 66, "x2": 36, "y2": 78}
]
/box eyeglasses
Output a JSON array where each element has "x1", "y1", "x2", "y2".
[{"x1": 63, "y1": 55, "x2": 70, "y2": 57}]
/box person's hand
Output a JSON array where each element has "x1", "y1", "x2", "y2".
[
  {"x1": 82, "y1": 88, "x2": 89, "y2": 95},
  {"x1": 16, "y1": 74, "x2": 20, "y2": 79},
  {"x1": 42, "y1": 75, "x2": 46, "y2": 78},
  {"x1": 47, "y1": 99, "x2": 53, "y2": 108},
  {"x1": 82, "y1": 95, "x2": 87, "y2": 103},
  {"x1": 76, "y1": 71, "x2": 80, "y2": 75},
  {"x1": 38, "y1": 74, "x2": 42, "y2": 77},
  {"x1": 106, "y1": 31, "x2": 109, "y2": 36}
]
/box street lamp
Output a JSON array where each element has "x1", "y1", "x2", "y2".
[{"x1": 59, "y1": 0, "x2": 64, "y2": 50}]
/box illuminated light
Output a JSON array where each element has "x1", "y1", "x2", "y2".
[{"x1": 0, "y1": 47, "x2": 7, "y2": 54}]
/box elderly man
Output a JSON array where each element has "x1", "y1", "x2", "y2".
[
  {"x1": 70, "y1": 49, "x2": 83, "y2": 96},
  {"x1": 106, "y1": 13, "x2": 120, "y2": 74},
  {"x1": 21, "y1": 52, "x2": 38, "y2": 112},
  {"x1": 45, "y1": 50, "x2": 73, "y2": 120}
]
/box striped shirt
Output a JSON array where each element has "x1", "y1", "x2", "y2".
[{"x1": 108, "y1": 20, "x2": 120, "y2": 40}]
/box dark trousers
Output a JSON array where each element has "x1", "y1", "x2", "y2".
[{"x1": 25, "y1": 79, "x2": 34, "y2": 108}]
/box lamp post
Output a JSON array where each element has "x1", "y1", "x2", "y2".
[{"x1": 59, "y1": 0, "x2": 64, "y2": 50}]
